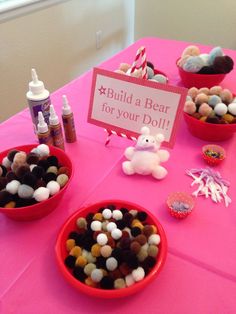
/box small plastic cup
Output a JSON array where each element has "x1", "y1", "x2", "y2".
[
  {"x1": 202, "y1": 144, "x2": 226, "y2": 166},
  {"x1": 167, "y1": 192, "x2": 195, "y2": 219}
]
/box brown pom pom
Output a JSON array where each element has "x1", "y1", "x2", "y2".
[
  {"x1": 135, "y1": 234, "x2": 147, "y2": 245},
  {"x1": 130, "y1": 241, "x2": 141, "y2": 254},
  {"x1": 0, "y1": 177, "x2": 7, "y2": 190},
  {"x1": 198, "y1": 66, "x2": 216, "y2": 74},
  {"x1": 213, "y1": 56, "x2": 234, "y2": 74},
  {"x1": 206, "y1": 116, "x2": 220, "y2": 124}
]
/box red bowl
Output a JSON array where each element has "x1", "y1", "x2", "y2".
[
  {"x1": 167, "y1": 192, "x2": 195, "y2": 219},
  {"x1": 0, "y1": 144, "x2": 73, "y2": 221},
  {"x1": 176, "y1": 59, "x2": 226, "y2": 88},
  {"x1": 183, "y1": 112, "x2": 236, "y2": 141},
  {"x1": 55, "y1": 200, "x2": 167, "y2": 298}
]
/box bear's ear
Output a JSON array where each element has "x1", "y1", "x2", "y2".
[
  {"x1": 140, "y1": 126, "x2": 150, "y2": 135},
  {"x1": 156, "y1": 133, "x2": 165, "y2": 143}
]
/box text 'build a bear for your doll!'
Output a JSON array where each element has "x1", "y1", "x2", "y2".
[{"x1": 122, "y1": 126, "x2": 170, "y2": 180}]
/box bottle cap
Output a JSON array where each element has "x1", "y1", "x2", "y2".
[
  {"x1": 37, "y1": 111, "x2": 49, "y2": 133},
  {"x1": 62, "y1": 95, "x2": 72, "y2": 115},
  {"x1": 49, "y1": 104, "x2": 59, "y2": 125},
  {"x1": 29, "y1": 69, "x2": 45, "y2": 95}
]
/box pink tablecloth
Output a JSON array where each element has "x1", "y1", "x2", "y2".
[{"x1": 1, "y1": 37, "x2": 236, "y2": 313}]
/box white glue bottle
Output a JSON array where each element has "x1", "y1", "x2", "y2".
[{"x1": 26, "y1": 68, "x2": 51, "y2": 132}]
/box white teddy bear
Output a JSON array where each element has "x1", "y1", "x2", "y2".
[{"x1": 122, "y1": 126, "x2": 169, "y2": 179}]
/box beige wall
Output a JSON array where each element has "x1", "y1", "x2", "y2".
[
  {"x1": 135, "y1": 0, "x2": 236, "y2": 49},
  {"x1": 0, "y1": 0, "x2": 134, "y2": 122}
]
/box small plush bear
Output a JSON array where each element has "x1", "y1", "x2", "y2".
[{"x1": 122, "y1": 126, "x2": 169, "y2": 179}]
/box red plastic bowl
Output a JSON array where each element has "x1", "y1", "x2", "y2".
[
  {"x1": 183, "y1": 112, "x2": 236, "y2": 141},
  {"x1": 176, "y1": 59, "x2": 226, "y2": 88},
  {"x1": 55, "y1": 200, "x2": 167, "y2": 298},
  {"x1": 0, "y1": 144, "x2": 73, "y2": 221}
]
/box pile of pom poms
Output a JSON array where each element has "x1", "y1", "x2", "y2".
[
  {"x1": 115, "y1": 61, "x2": 168, "y2": 84},
  {"x1": 184, "y1": 86, "x2": 236, "y2": 124},
  {"x1": 0, "y1": 144, "x2": 70, "y2": 208},
  {"x1": 177, "y1": 45, "x2": 234, "y2": 74},
  {"x1": 64, "y1": 204, "x2": 161, "y2": 290}
]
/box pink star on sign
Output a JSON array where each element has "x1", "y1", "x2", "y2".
[{"x1": 98, "y1": 85, "x2": 106, "y2": 95}]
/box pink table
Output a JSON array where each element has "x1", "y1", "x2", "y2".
[{"x1": 1, "y1": 37, "x2": 236, "y2": 313}]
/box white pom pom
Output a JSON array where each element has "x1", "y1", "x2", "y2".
[
  {"x1": 33, "y1": 187, "x2": 50, "y2": 202},
  {"x1": 148, "y1": 234, "x2": 161, "y2": 245},
  {"x1": 228, "y1": 102, "x2": 236, "y2": 115},
  {"x1": 90, "y1": 220, "x2": 102, "y2": 231},
  {"x1": 214, "y1": 103, "x2": 228, "y2": 116},
  {"x1": 106, "y1": 257, "x2": 118, "y2": 271},
  {"x1": 96, "y1": 233, "x2": 108, "y2": 246},
  {"x1": 125, "y1": 274, "x2": 135, "y2": 286},
  {"x1": 106, "y1": 222, "x2": 117, "y2": 232},
  {"x1": 152, "y1": 74, "x2": 167, "y2": 84},
  {"x1": 6, "y1": 180, "x2": 20, "y2": 195},
  {"x1": 102, "y1": 208, "x2": 112, "y2": 219},
  {"x1": 112, "y1": 209, "x2": 123, "y2": 220},
  {"x1": 2, "y1": 156, "x2": 11, "y2": 168},
  {"x1": 132, "y1": 267, "x2": 145, "y2": 282},
  {"x1": 91, "y1": 269, "x2": 103, "y2": 282},
  {"x1": 46, "y1": 180, "x2": 60, "y2": 195},
  {"x1": 18, "y1": 184, "x2": 34, "y2": 199},
  {"x1": 37, "y1": 144, "x2": 50, "y2": 157},
  {"x1": 111, "y1": 228, "x2": 122, "y2": 240}
]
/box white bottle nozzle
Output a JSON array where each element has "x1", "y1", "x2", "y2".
[
  {"x1": 62, "y1": 95, "x2": 72, "y2": 115},
  {"x1": 31, "y1": 68, "x2": 38, "y2": 83},
  {"x1": 37, "y1": 111, "x2": 48, "y2": 133},
  {"x1": 49, "y1": 104, "x2": 59, "y2": 125},
  {"x1": 29, "y1": 68, "x2": 45, "y2": 95}
]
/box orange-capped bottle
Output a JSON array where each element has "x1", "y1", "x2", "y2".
[
  {"x1": 37, "y1": 111, "x2": 53, "y2": 145},
  {"x1": 62, "y1": 95, "x2": 77, "y2": 143},
  {"x1": 49, "y1": 104, "x2": 65, "y2": 150}
]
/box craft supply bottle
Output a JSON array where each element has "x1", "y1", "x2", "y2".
[
  {"x1": 37, "y1": 111, "x2": 53, "y2": 145},
  {"x1": 26, "y1": 68, "x2": 51, "y2": 132},
  {"x1": 62, "y1": 95, "x2": 77, "y2": 143},
  {"x1": 49, "y1": 104, "x2": 65, "y2": 150}
]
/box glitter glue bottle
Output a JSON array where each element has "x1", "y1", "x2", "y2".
[
  {"x1": 62, "y1": 95, "x2": 77, "y2": 143},
  {"x1": 37, "y1": 111, "x2": 53, "y2": 145},
  {"x1": 49, "y1": 104, "x2": 65, "y2": 150},
  {"x1": 26, "y1": 68, "x2": 51, "y2": 132}
]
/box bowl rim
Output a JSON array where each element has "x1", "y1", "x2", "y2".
[
  {"x1": 0, "y1": 144, "x2": 74, "y2": 213},
  {"x1": 183, "y1": 111, "x2": 236, "y2": 130},
  {"x1": 55, "y1": 199, "x2": 168, "y2": 298},
  {"x1": 176, "y1": 58, "x2": 226, "y2": 78}
]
